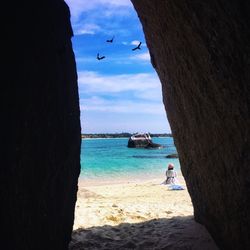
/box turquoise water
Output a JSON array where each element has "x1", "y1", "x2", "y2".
[{"x1": 80, "y1": 137, "x2": 180, "y2": 182}]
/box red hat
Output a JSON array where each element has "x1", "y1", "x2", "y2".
[{"x1": 168, "y1": 163, "x2": 174, "y2": 169}]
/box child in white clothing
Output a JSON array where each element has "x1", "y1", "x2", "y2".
[{"x1": 165, "y1": 163, "x2": 178, "y2": 184}]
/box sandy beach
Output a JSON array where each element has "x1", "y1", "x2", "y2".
[{"x1": 69, "y1": 175, "x2": 219, "y2": 249}]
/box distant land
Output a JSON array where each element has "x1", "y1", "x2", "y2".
[{"x1": 81, "y1": 133, "x2": 172, "y2": 139}]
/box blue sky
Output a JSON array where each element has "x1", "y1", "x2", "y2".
[{"x1": 65, "y1": 0, "x2": 171, "y2": 133}]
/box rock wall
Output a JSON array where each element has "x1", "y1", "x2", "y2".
[
  {"x1": 1, "y1": 1, "x2": 81, "y2": 249},
  {"x1": 131, "y1": 1, "x2": 250, "y2": 249}
]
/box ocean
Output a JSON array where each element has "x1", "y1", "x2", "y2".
[{"x1": 80, "y1": 137, "x2": 181, "y2": 183}]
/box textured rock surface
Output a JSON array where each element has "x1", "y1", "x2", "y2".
[
  {"x1": 131, "y1": 1, "x2": 250, "y2": 249},
  {"x1": 127, "y1": 138, "x2": 163, "y2": 148},
  {"x1": 1, "y1": 1, "x2": 81, "y2": 249}
]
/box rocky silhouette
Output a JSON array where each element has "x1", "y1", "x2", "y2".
[{"x1": 131, "y1": 0, "x2": 250, "y2": 249}]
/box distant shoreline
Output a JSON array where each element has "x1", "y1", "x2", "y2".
[
  {"x1": 81, "y1": 133, "x2": 172, "y2": 139},
  {"x1": 82, "y1": 137, "x2": 129, "y2": 140},
  {"x1": 82, "y1": 136, "x2": 172, "y2": 140}
]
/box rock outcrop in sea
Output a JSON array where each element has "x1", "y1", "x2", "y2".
[
  {"x1": 127, "y1": 133, "x2": 163, "y2": 149},
  {"x1": 166, "y1": 153, "x2": 179, "y2": 158}
]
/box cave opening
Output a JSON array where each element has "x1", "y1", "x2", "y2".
[{"x1": 66, "y1": 0, "x2": 184, "y2": 222}]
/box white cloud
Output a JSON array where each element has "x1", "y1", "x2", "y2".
[
  {"x1": 73, "y1": 23, "x2": 101, "y2": 35},
  {"x1": 65, "y1": 0, "x2": 132, "y2": 22},
  {"x1": 130, "y1": 40, "x2": 146, "y2": 47},
  {"x1": 129, "y1": 52, "x2": 150, "y2": 61},
  {"x1": 80, "y1": 96, "x2": 165, "y2": 115},
  {"x1": 131, "y1": 40, "x2": 140, "y2": 46},
  {"x1": 78, "y1": 71, "x2": 161, "y2": 93},
  {"x1": 78, "y1": 71, "x2": 164, "y2": 115},
  {"x1": 139, "y1": 88, "x2": 163, "y2": 101},
  {"x1": 99, "y1": 0, "x2": 132, "y2": 7}
]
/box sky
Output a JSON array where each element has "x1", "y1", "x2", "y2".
[{"x1": 64, "y1": 0, "x2": 171, "y2": 134}]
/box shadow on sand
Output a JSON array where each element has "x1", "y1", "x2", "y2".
[{"x1": 69, "y1": 216, "x2": 219, "y2": 250}]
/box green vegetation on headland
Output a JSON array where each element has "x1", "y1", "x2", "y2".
[{"x1": 81, "y1": 133, "x2": 172, "y2": 139}]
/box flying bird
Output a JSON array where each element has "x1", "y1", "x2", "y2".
[
  {"x1": 97, "y1": 53, "x2": 105, "y2": 60},
  {"x1": 132, "y1": 41, "x2": 142, "y2": 51},
  {"x1": 106, "y1": 36, "x2": 114, "y2": 43}
]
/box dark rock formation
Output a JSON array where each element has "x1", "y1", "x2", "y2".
[
  {"x1": 131, "y1": 1, "x2": 250, "y2": 249},
  {"x1": 1, "y1": 1, "x2": 81, "y2": 250},
  {"x1": 127, "y1": 138, "x2": 163, "y2": 149},
  {"x1": 166, "y1": 154, "x2": 179, "y2": 159},
  {"x1": 145, "y1": 142, "x2": 163, "y2": 149},
  {"x1": 128, "y1": 137, "x2": 150, "y2": 148}
]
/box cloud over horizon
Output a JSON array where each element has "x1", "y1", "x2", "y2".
[
  {"x1": 78, "y1": 71, "x2": 160, "y2": 94},
  {"x1": 80, "y1": 96, "x2": 165, "y2": 115}
]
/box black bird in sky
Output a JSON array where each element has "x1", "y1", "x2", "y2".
[
  {"x1": 97, "y1": 53, "x2": 105, "y2": 60},
  {"x1": 106, "y1": 36, "x2": 114, "y2": 43},
  {"x1": 132, "y1": 41, "x2": 142, "y2": 51}
]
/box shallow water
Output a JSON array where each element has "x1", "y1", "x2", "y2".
[{"x1": 80, "y1": 137, "x2": 180, "y2": 182}]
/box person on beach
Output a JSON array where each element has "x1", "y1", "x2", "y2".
[{"x1": 165, "y1": 163, "x2": 178, "y2": 185}]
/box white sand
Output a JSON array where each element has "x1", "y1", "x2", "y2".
[{"x1": 70, "y1": 176, "x2": 219, "y2": 249}]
